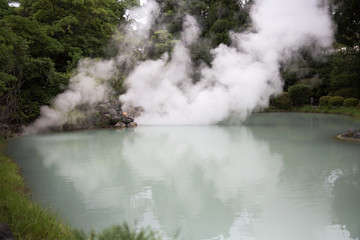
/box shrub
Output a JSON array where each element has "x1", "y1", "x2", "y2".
[
  {"x1": 288, "y1": 84, "x2": 312, "y2": 106},
  {"x1": 343, "y1": 98, "x2": 359, "y2": 107},
  {"x1": 319, "y1": 96, "x2": 332, "y2": 106},
  {"x1": 274, "y1": 92, "x2": 292, "y2": 110},
  {"x1": 334, "y1": 88, "x2": 360, "y2": 98},
  {"x1": 328, "y1": 96, "x2": 344, "y2": 107}
]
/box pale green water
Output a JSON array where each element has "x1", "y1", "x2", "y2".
[{"x1": 7, "y1": 113, "x2": 360, "y2": 240}]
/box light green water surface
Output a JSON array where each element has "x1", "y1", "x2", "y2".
[{"x1": 7, "y1": 113, "x2": 360, "y2": 240}]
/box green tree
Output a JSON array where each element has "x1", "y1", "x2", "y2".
[
  {"x1": 148, "y1": 29, "x2": 176, "y2": 59},
  {"x1": 19, "y1": 0, "x2": 137, "y2": 72},
  {"x1": 288, "y1": 84, "x2": 312, "y2": 106},
  {"x1": 331, "y1": 0, "x2": 360, "y2": 47},
  {"x1": 0, "y1": 0, "x2": 137, "y2": 126},
  {"x1": 329, "y1": 50, "x2": 360, "y2": 93}
]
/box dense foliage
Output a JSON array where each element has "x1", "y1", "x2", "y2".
[
  {"x1": 288, "y1": 84, "x2": 312, "y2": 106},
  {"x1": 319, "y1": 96, "x2": 332, "y2": 106},
  {"x1": 0, "y1": 0, "x2": 137, "y2": 128},
  {"x1": 280, "y1": 0, "x2": 360, "y2": 106},
  {"x1": 149, "y1": 0, "x2": 252, "y2": 63},
  {"x1": 343, "y1": 98, "x2": 359, "y2": 107},
  {"x1": 328, "y1": 96, "x2": 344, "y2": 107},
  {"x1": 274, "y1": 92, "x2": 292, "y2": 110}
]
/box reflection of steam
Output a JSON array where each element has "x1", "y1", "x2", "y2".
[
  {"x1": 12, "y1": 127, "x2": 283, "y2": 238},
  {"x1": 122, "y1": 127, "x2": 283, "y2": 203},
  {"x1": 10, "y1": 120, "x2": 360, "y2": 239}
]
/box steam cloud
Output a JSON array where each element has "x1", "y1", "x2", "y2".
[{"x1": 25, "y1": 0, "x2": 333, "y2": 133}]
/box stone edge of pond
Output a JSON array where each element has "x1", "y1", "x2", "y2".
[{"x1": 336, "y1": 135, "x2": 360, "y2": 144}]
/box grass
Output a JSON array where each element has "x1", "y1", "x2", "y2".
[
  {"x1": 73, "y1": 223, "x2": 165, "y2": 240},
  {"x1": 0, "y1": 137, "x2": 74, "y2": 239},
  {"x1": 266, "y1": 105, "x2": 360, "y2": 120}
]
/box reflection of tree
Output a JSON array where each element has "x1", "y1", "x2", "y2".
[{"x1": 332, "y1": 163, "x2": 360, "y2": 239}]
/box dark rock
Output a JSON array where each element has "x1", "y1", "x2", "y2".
[
  {"x1": 0, "y1": 223, "x2": 14, "y2": 240},
  {"x1": 126, "y1": 122, "x2": 137, "y2": 128},
  {"x1": 115, "y1": 122, "x2": 126, "y2": 128},
  {"x1": 342, "y1": 128, "x2": 356, "y2": 137},
  {"x1": 109, "y1": 116, "x2": 120, "y2": 125},
  {"x1": 95, "y1": 114, "x2": 112, "y2": 127},
  {"x1": 341, "y1": 128, "x2": 360, "y2": 139},
  {"x1": 120, "y1": 112, "x2": 134, "y2": 124}
]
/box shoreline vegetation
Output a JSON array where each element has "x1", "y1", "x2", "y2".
[
  {"x1": 265, "y1": 105, "x2": 360, "y2": 120},
  {"x1": 1, "y1": 109, "x2": 359, "y2": 239}
]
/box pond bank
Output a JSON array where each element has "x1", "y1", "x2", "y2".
[
  {"x1": 0, "y1": 138, "x2": 74, "y2": 239},
  {"x1": 1, "y1": 137, "x2": 164, "y2": 240},
  {"x1": 336, "y1": 134, "x2": 360, "y2": 143},
  {"x1": 265, "y1": 105, "x2": 360, "y2": 120}
]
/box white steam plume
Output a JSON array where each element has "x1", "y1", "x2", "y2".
[
  {"x1": 25, "y1": 0, "x2": 333, "y2": 133},
  {"x1": 24, "y1": 1, "x2": 159, "y2": 134},
  {"x1": 24, "y1": 59, "x2": 115, "y2": 134},
  {"x1": 120, "y1": 0, "x2": 333, "y2": 125}
]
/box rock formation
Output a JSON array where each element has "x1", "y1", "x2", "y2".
[
  {"x1": 341, "y1": 128, "x2": 360, "y2": 139},
  {"x1": 0, "y1": 223, "x2": 14, "y2": 240}
]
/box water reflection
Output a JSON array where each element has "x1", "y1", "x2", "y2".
[{"x1": 8, "y1": 113, "x2": 360, "y2": 240}]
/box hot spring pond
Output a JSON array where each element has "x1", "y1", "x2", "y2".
[{"x1": 7, "y1": 113, "x2": 360, "y2": 240}]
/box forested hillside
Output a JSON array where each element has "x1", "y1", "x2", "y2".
[{"x1": 0, "y1": 0, "x2": 359, "y2": 131}]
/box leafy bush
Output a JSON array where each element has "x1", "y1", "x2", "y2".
[
  {"x1": 343, "y1": 98, "x2": 359, "y2": 107},
  {"x1": 274, "y1": 92, "x2": 292, "y2": 110},
  {"x1": 288, "y1": 84, "x2": 312, "y2": 106},
  {"x1": 319, "y1": 96, "x2": 332, "y2": 106},
  {"x1": 328, "y1": 96, "x2": 344, "y2": 107},
  {"x1": 334, "y1": 88, "x2": 360, "y2": 98}
]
